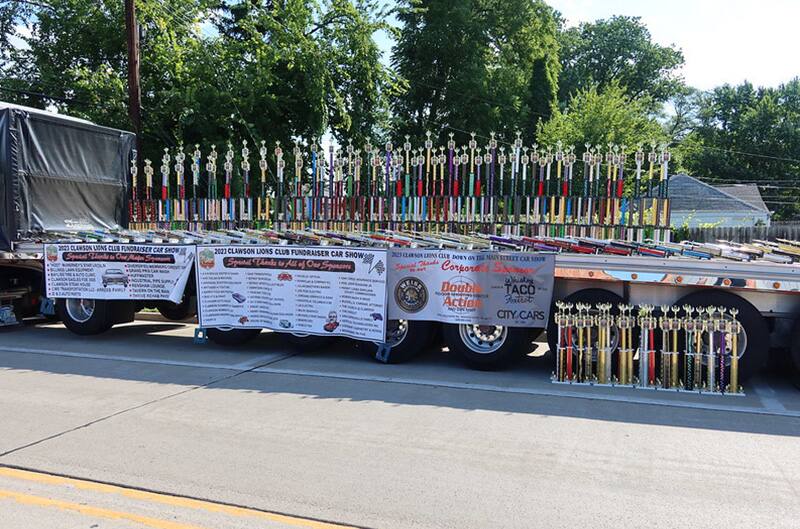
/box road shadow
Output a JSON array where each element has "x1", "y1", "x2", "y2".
[{"x1": 1, "y1": 320, "x2": 799, "y2": 438}]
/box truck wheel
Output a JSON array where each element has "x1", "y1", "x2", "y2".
[
  {"x1": 285, "y1": 333, "x2": 336, "y2": 350},
  {"x1": 443, "y1": 324, "x2": 535, "y2": 370},
  {"x1": 156, "y1": 296, "x2": 197, "y2": 321},
  {"x1": 676, "y1": 290, "x2": 768, "y2": 383},
  {"x1": 368, "y1": 320, "x2": 436, "y2": 364},
  {"x1": 56, "y1": 298, "x2": 112, "y2": 335},
  {"x1": 206, "y1": 327, "x2": 261, "y2": 346}
]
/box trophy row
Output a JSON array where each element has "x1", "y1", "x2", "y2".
[
  {"x1": 552, "y1": 302, "x2": 743, "y2": 395},
  {"x1": 128, "y1": 133, "x2": 672, "y2": 242}
]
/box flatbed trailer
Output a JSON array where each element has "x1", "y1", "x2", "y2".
[{"x1": 12, "y1": 228, "x2": 800, "y2": 382}]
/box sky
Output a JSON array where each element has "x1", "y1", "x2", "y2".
[{"x1": 547, "y1": 0, "x2": 800, "y2": 90}]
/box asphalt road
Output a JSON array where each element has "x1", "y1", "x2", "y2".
[{"x1": 1, "y1": 317, "x2": 799, "y2": 529}]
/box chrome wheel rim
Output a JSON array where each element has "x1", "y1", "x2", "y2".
[
  {"x1": 65, "y1": 298, "x2": 95, "y2": 323},
  {"x1": 459, "y1": 324, "x2": 507, "y2": 354},
  {"x1": 374, "y1": 320, "x2": 408, "y2": 347}
]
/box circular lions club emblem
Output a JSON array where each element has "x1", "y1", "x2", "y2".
[{"x1": 394, "y1": 277, "x2": 428, "y2": 313}]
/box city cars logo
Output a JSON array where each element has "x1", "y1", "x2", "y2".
[
  {"x1": 199, "y1": 249, "x2": 215, "y2": 269},
  {"x1": 394, "y1": 276, "x2": 428, "y2": 313},
  {"x1": 45, "y1": 245, "x2": 58, "y2": 262},
  {"x1": 496, "y1": 309, "x2": 546, "y2": 322}
]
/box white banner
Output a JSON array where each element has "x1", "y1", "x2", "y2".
[
  {"x1": 388, "y1": 249, "x2": 555, "y2": 327},
  {"x1": 44, "y1": 243, "x2": 195, "y2": 303},
  {"x1": 195, "y1": 245, "x2": 388, "y2": 342}
]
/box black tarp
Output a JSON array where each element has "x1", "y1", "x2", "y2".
[{"x1": 0, "y1": 103, "x2": 134, "y2": 250}]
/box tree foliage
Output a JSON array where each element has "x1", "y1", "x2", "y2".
[
  {"x1": 390, "y1": 0, "x2": 560, "y2": 144},
  {"x1": 0, "y1": 0, "x2": 394, "y2": 164},
  {"x1": 677, "y1": 79, "x2": 800, "y2": 219},
  {"x1": 536, "y1": 82, "x2": 666, "y2": 151},
  {"x1": 557, "y1": 15, "x2": 684, "y2": 107}
]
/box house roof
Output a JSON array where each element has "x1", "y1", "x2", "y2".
[
  {"x1": 715, "y1": 184, "x2": 770, "y2": 213},
  {"x1": 668, "y1": 174, "x2": 765, "y2": 214}
]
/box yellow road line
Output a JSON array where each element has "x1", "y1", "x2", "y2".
[
  {"x1": 0, "y1": 488, "x2": 209, "y2": 529},
  {"x1": 0, "y1": 466, "x2": 359, "y2": 529}
]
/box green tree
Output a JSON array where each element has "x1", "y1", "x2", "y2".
[
  {"x1": 557, "y1": 15, "x2": 684, "y2": 107},
  {"x1": 0, "y1": 0, "x2": 394, "y2": 166},
  {"x1": 677, "y1": 79, "x2": 800, "y2": 219},
  {"x1": 390, "y1": 0, "x2": 560, "y2": 144},
  {"x1": 536, "y1": 82, "x2": 666, "y2": 151}
]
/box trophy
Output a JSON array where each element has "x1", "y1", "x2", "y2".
[
  {"x1": 595, "y1": 303, "x2": 614, "y2": 385},
  {"x1": 143, "y1": 159, "x2": 154, "y2": 224},
  {"x1": 553, "y1": 301, "x2": 568, "y2": 382},
  {"x1": 727, "y1": 308, "x2": 743, "y2": 394},
  {"x1": 160, "y1": 148, "x2": 170, "y2": 222},
  {"x1": 241, "y1": 140, "x2": 251, "y2": 221},
  {"x1": 616, "y1": 304, "x2": 635, "y2": 386},
  {"x1": 682, "y1": 305, "x2": 701, "y2": 391},
  {"x1": 174, "y1": 146, "x2": 185, "y2": 221},
  {"x1": 130, "y1": 155, "x2": 139, "y2": 225},
  {"x1": 574, "y1": 302, "x2": 593, "y2": 383},
  {"x1": 638, "y1": 305, "x2": 657, "y2": 388},
  {"x1": 659, "y1": 305, "x2": 682, "y2": 390}
]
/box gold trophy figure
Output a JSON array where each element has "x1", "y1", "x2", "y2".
[
  {"x1": 596, "y1": 303, "x2": 614, "y2": 384},
  {"x1": 727, "y1": 308, "x2": 743, "y2": 394},
  {"x1": 616, "y1": 304, "x2": 635, "y2": 385},
  {"x1": 553, "y1": 301, "x2": 566, "y2": 382}
]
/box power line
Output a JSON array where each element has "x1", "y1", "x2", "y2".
[
  {"x1": 675, "y1": 142, "x2": 800, "y2": 165},
  {"x1": 0, "y1": 85, "x2": 92, "y2": 106}
]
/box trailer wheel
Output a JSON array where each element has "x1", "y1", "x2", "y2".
[
  {"x1": 789, "y1": 318, "x2": 800, "y2": 381},
  {"x1": 285, "y1": 333, "x2": 336, "y2": 350},
  {"x1": 676, "y1": 290, "x2": 767, "y2": 383},
  {"x1": 368, "y1": 320, "x2": 436, "y2": 364},
  {"x1": 156, "y1": 296, "x2": 197, "y2": 321},
  {"x1": 443, "y1": 324, "x2": 535, "y2": 370},
  {"x1": 206, "y1": 327, "x2": 261, "y2": 346},
  {"x1": 56, "y1": 298, "x2": 112, "y2": 335}
]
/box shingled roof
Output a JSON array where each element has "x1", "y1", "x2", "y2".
[
  {"x1": 668, "y1": 174, "x2": 764, "y2": 213},
  {"x1": 715, "y1": 184, "x2": 770, "y2": 213}
]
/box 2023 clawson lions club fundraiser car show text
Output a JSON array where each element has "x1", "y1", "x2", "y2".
[{"x1": 3, "y1": 103, "x2": 800, "y2": 396}]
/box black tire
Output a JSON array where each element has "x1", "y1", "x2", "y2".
[
  {"x1": 366, "y1": 320, "x2": 437, "y2": 364},
  {"x1": 791, "y1": 318, "x2": 800, "y2": 372},
  {"x1": 546, "y1": 289, "x2": 625, "y2": 355},
  {"x1": 206, "y1": 327, "x2": 261, "y2": 346},
  {"x1": 443, "y1": 324, "x2": 537, "y2": 370},
  {"x1": 55, "y1": 298, "x2": 112, "y2": 335},
  {"x1": 156, "y1": 296, "x2": 197, "y2": 321},
  {"x1": 284, "y1": 333, "x2": 336, "y2": 351},
  {"x1": 676, "y1": 290, "x2": 768, "y2": 383}
]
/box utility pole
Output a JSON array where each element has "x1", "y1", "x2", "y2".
[{"x1": 125, "y1": 0, "x2": 142, "y2": 163}]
